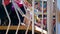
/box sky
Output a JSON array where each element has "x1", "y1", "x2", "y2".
[{"x1": 57, "y1": 0, "x2": 60, "y2": 10}]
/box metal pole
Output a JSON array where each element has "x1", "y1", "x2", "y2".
[
  {"x1": 32, "y1": 0, "x2": 34, "y2": 34},
  {"x1": 41, "y1": 0, "x2": 44, "y2": 34},
  {"x1": 54, "y1": 0, "x2": 59, "y2": 34},
  {"x1": 2, "y1": 0, "x2": 11, "y2": 34},
  {"x1": 47, "y1": 0, "x2": 53, "y2": 34}
]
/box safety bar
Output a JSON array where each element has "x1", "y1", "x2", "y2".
[
  {"x1": 2, "y1": 0, "x2": 11, "y2": 34},
  {"x1": 12, "y1": 0, "x2": 21, "y2": 34}
]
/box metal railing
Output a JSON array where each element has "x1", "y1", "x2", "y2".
[
  {"x1": 2, "y1": 0, "x2": 11, "y2": 34},
  {"x1": 12, "y1": 0, "x2": 21, "y2": 34}
]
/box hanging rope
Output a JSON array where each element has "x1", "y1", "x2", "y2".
[{"x1": 2, "y1": 0, "x2": 11, "y2": 34}]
